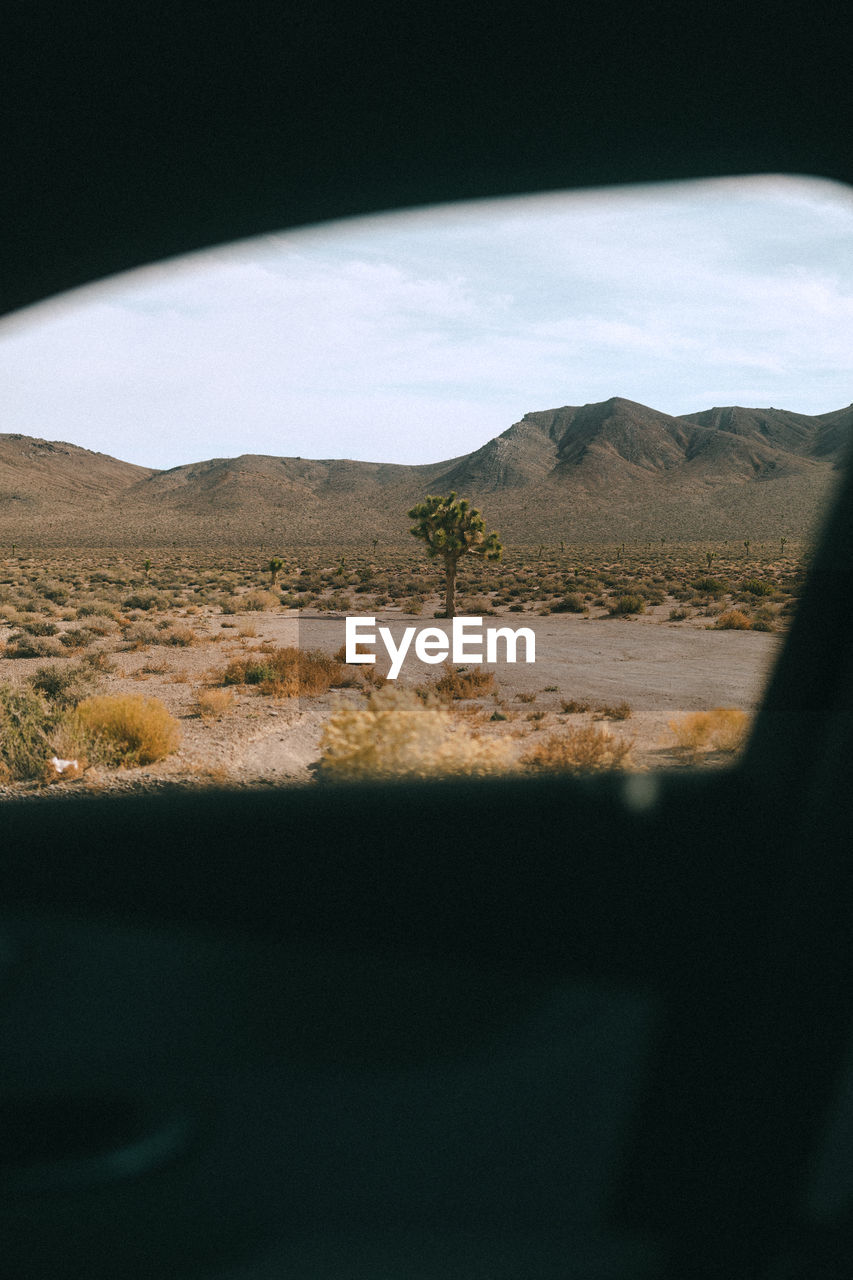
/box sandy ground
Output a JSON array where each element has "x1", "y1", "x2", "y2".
[{"x1": 0, "y1": 599, "x2": 783, "y2": 797}]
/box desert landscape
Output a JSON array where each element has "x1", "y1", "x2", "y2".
[
  {"x1": 0, "y1": 393, "x2": 845, "y2": 797},
  {"x1": 0, "y1": 537, "x2": 802, "y2": 797}
]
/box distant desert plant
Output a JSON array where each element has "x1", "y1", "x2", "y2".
[
  {"x1": 668, "y1": 707, "x2": 750, "y2": 756},
  {"x1": 240, "y1": 589, "x2": 280, "y2": 611},
  {"x1": 594, "y1": 700, "x2": 632, "y2": 721},
  {"x1": 195, "y1": 686, "x2": 234, "y2": 718},
  {"x1": 408, "y1": 492, "x2": 502, "y2": 620},
  {"x1": 551, "y1": 592, "x2": 587, "y2": 613},
  {"x1": 159, "y1": 625, "x2": 197, "y2": 646},
  {"x1": 122, "y1": 621, "x2": 160, "y2": 648},
  {"x1": 522, "y1": 724, "x2": 634, "y2": 774},
  {"x1": 219, "y1": 645, "x2": 344, "y2": 697},
  {"x1": 318, "y1": 685, "x2": 516, "y2": 781},
  {"x1": 122, "y1": 591, "x2": 167, "y2": 612},
  {"x1": 19, "y1": 620, "x2": 59, "y2": 636},
  {"x1": 714, "y1": 609, "x2": 752, "y2": 630},
  {"x1": 428, "y1": 662, "x2": 496, "y2": 701},
  {"x1": 28, "y1": 661, "x2": 100, "y2": 709},
  {"x1": 4, "y1": 633, "x2": 64, "y2": 658},
  {"x1": 608, "y1": 594, "x2": 645, "y2": 616},
  {"x1": 691, "y1": 576, "x2": 726, "y2": 597},
  {"x1": 68, "y1": 694, "x2": 181, "y2": 767},
  {"x1": 560, "y1": 698, "x2": 590, "y2": 713}
]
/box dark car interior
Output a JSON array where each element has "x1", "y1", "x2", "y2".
[{"x1": 2, "y1": 4, "x2": 853, "y2": 1277}]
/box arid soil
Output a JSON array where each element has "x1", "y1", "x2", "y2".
[{"x1": 0, "y1": 586, "x2": 783, "y2": 797}]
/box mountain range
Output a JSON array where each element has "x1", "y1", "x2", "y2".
[{"x1": 1, "y1": 396, "x2": 850, "y2": 546}]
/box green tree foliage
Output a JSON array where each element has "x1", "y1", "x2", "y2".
[
  {"x1": 268, "y1": 556, "x2": 284, "y2": 586},
  {"x1": 408, "y1": 492, "x2": 502, "y2": 619}
]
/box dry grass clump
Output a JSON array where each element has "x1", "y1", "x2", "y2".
[
  {"x1": 560, "y1": 698, "x2": 590, "y2": 714},
  {"x1": 594, "y1": 701, "x2": 632, "y2": 721},
  {"x1": 4, "y1": 633, "x2": 64, "y2": 659},
  {"x1": 28, "y1": 661, "x2": 100, "y2": 709},
  {"x1": 522, "y1": 724, "x2": 634, "y2": 774},
  {"x1": 318, "y1": 685, "x2": 516, "y2": 781},
  {"x1": 195, "y1": 686, "x2": 234, "y2": 718},
  {"x1": 608, "y1": 594, "x2": 645, "y2": 616},
  {"x1": 218, "y1": 645, "x2": 344, "y2": 697},
  {"x1": 424, "y1": 662, "x2": 496, "y2": 701},
  {"x1": 67, "y1": 694, "x2": 181, "y2": 767},
  {"x1": 239, "y1": 589, "x2": 280, "y2": 612},
  {"x1": 668, "y1": 707, "x2": 750, "y2": 757},
  {"x1": 551, "y1": 592, "x2": 587, "y2": 613},
  {"x1": 158, "y1": 625, "x2": 198, "y2": 646},
  {"x1": 713, "y1": 609, "x2": 752, "y2": 630},
  {"x1": 0, "y1": 683, "x2": 55, "y2": 781}
]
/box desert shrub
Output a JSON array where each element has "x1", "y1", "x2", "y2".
[
  {"x1": 0, "y1": 683, "x2": 55, "y2": 781},
  {"x1": 28, "y1": 661, "x2": 99, "y2": 708},
  {"x1": 219, "y1": 645, "x2": 344, "y2": 697},
  {"x1": 522, "y1": 725, "x2": 633, "y2": 774},
  {"x1": 240, "y1": 589, "x2": 280, "y2": 611},
  {"x1": 560, "y1": 698, "x2": 590, "y2": 713},
  {"x1": 123, "y1": 622, "x2": 160, "y2": 648},
  {"x1": 668, "y1": 707, "x2": 750, "y2": 756},
  {"x1": 318, "y1": 686, "x2": 516, "y2": 781},
  {"x1": 741, "y1": 578, "x2": 774, "y2": 596},
  {"x1": 76, "y1": 603, "x2": 120, "y2": 620},
  {"x1": 691, "y1": 576, "x2": 725, "y2": 596},
  {"x1": 159, "y1": 626, "x2": 197, "y2": 646},
  {"x1": 122, "y1": 592, "x2": 167, "y2": 612},
  {"x1": 196, "y1": 687, "x2": 234, "y2": 718},
  {"x1": 69, "y1": 695, "x2": 180, "y2": 767},
  {"x1": 594, "y1": 701, "x2": 632, "y2": 721},
  {"x1": 668, "y1": 606, "x2": 690, "y2": 621},
  {"x1": 77, "y1": 614, "x2": 118, "y2": 635},
  {"x1": 714, "y1": 609, "x2": 752, "y2": 630},
  {"x1": 551, "y1": 593, "x2": 586, "y2": 613},
  {"x1": 424, "y1": 662, "x2": 496, "y2": 701},
  {"x1": 608, "y1": 594, "x2": 645, "y2": 616},
  {"x1": 59, "y1": 628, "x2": 95, "y2": 649},
  {"x1": 4, "y1": 633, "x2": 64, "y2": 658},
  {"x1": 81, "y1": 650, "x2": 115, "y2": 674},
  {"x1": 20, "y1": 620, "x2": 59, "y2": 636}
]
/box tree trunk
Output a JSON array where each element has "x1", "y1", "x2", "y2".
[{"x1": 444, "y1": 557, "x2": 457, "y2": 619}]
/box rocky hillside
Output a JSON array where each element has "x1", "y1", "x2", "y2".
[{"x1": 1, "y1": 397, "x2": 849, "y2": 545}]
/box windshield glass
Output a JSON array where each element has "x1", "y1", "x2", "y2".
[{"x1": 0, "y1": 175, "x2": 851, "y2": 793}]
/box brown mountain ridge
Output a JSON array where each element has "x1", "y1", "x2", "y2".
[{"x1": 1, "y1": 397, "x2": 850, "y2": 545}]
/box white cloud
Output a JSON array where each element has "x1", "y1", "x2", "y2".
[{"x1": 1, "y1": 175, "x2": 852, "y2": 467}]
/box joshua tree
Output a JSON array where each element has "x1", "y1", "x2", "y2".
[
  {"x1": 706, "y1": 550, "x2": 716, "y2": 570},
  {"x1": 268, "y1": 556, "x2": 284, "y2": 586},
  {"x1": 408, "y1": 492, "x2": 502, "y2": 620},
  {"x1": 780, "y1": 536, "x2": 787, "y2": 555},
  {"x1": 143, "y1": 558, "x2": 151, "y2": 579}
]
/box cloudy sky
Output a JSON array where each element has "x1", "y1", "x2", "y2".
[{"x1": 1, "y1": 174, "x2": 852, "y2": 470}]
